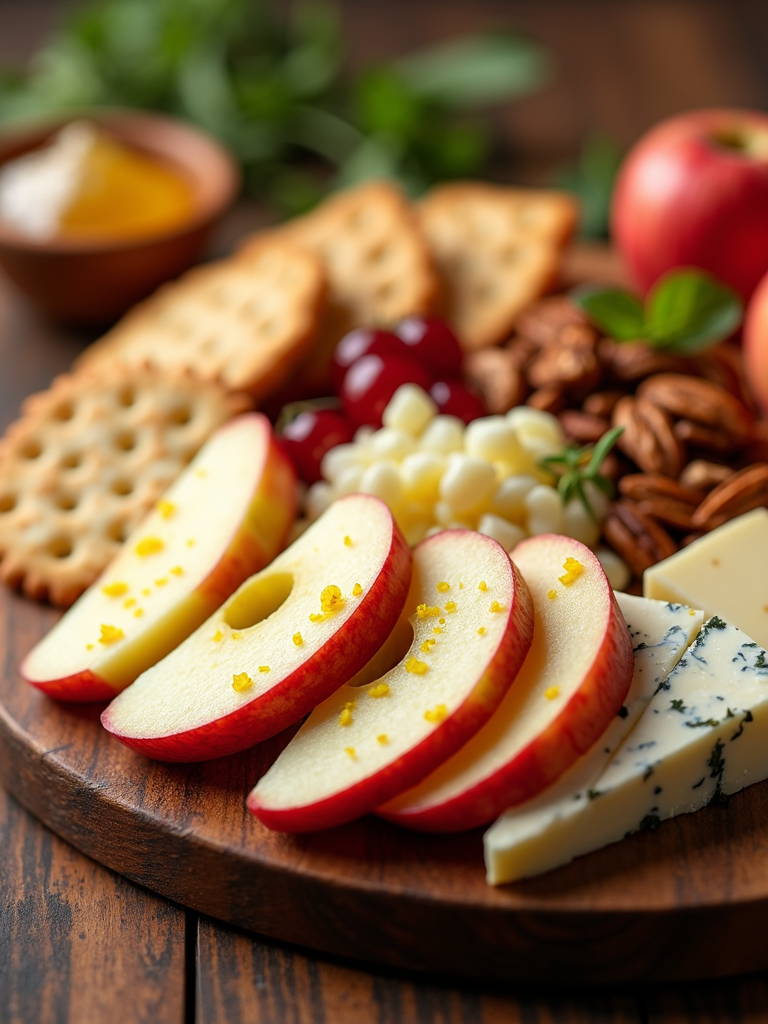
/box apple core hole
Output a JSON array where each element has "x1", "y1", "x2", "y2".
[{"x1": 224, "y1": 573, "x2": 294, "y2": 631}]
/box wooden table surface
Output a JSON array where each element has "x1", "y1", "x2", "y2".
[{"x1": 4, "y1": 1, "x2": 768, "y2": 1020}]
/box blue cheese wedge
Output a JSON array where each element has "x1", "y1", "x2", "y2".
[
  {"x1": 484, "y1": 594, "x2": 703, "y2": 884},
  {"x1": 487, "y1": 614, "x2": 768, "y2": 884}
]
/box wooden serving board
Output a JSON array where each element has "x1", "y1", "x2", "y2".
[
  {"x1": 2, "y1": 244, "x2": 767, "y2": 988},
  {"x1": 3, "y1": 585, "x2": 768, "y2": 988}
]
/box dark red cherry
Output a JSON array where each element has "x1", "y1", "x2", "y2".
[
  {"x1": 341, "y1": 354, "x2": 432, "y2": 427},
  {"x1": 280, "y1": 409, "x2": 354, "y2": 484},
  {"x1": 430, "y1": 379, "x2": 486, "y2": 424},
  {"x1": 331, "y1": 327, "x2": 411, "y2": 393},
  {"x1": 395, "y1": 316, "x2": 463, "y2": 377}
]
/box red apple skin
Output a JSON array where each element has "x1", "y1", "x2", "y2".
[
  {"x1": 101, "y1": 513, "x2": 413, "y2": 762},
  {"x1": 26, "y1": 669, "x2": 120, "y2": 703},
  {"x1": 744, "y1": 268, "x2": 768, "y2": 413},
  {"x1": 247, "y1": 544, "x2": 535, "y2": 833},
  {"x1": 22, "y1": 415, "x2": 297, "y2": 701},
  {"x1": 378, "y1": 537, "x2": 635, "y2": 833},
  {"x1": 612, "y1": 108, "x2": 768, "y2": 300}
]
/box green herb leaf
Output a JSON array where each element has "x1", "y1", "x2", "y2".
[
  {"x1": 571, "y1": 286, "x2": 645, "y2": 342},
  {"x1": 394, "y1": 33, "x2": 549, "y2": 108},
  {"x1": 645, "y1": 269, "x2": 743, "y2": 353},
  {"x1": 553, "y1": 134, "x2": 623, "y2": 239},
  {"x1": 572, "y1": 269, "x2": 743, "y2": 355},
  {"x1": 539, "y1": 426, "x2": 624, "y2": 520}
]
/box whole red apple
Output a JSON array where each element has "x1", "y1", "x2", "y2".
[{"x1": 612, "y1": 108, "x2": 768, "y2": 300}]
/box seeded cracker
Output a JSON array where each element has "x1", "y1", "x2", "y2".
[
  {"x1": 0, "y1": 367, "x2": 251, "y2": 606},
  {"x1": 418, "y1": 183, "x2": 578, "y2": 350},
  {"x1": 78, "y1": 242, "x2": 326, "y2": 401},
  {"x1": 239, "y1": 181, "x2": 440, "y2": 388}
]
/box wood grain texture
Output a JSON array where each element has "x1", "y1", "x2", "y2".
[
  {"x1": 0, "y1": 785, "x2": 186, "y2": 1024},
  {"x1": 195, "y1": 918, "x2": 643, "y2": 1024},
  {"x1": 644, "y1": 975, "x2": 768, "y2": 1024}
]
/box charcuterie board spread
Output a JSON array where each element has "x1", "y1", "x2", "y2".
[{"x1": 3, "y1": 144, "x2": 768, "y2": 985}]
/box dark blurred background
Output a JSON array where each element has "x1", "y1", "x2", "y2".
[
  {"x1": 3, "y1": 0, "x2": 768, "y2": 168},
  {"x1": 2, "y1": 0, "x2": 768, "y2": 248}
]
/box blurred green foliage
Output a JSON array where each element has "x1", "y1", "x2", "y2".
[
  {"x1": 554, "y1": 135, "x2": 624, "y2": 239},
  {"x1": 0, "y1": 0, "x2": 550, "y2": 213}
]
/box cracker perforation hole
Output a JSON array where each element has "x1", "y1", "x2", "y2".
[
  {"x1": 111, "y1": 479, "x2": 134, "y2": 496},
  {"x1": 48, "y1": 536, "x2": 73, "y2": 559},
  {"x1": 169, "y1": 406, "x2": 191, "y2": 426},
  {"x1": 117, "y1": 387, "x2": 135, "y2": 407},
  {"x1": 0, "y1": 494, "x2": 16, "y2": 513},
  {"x1": 114, "y1": 430, "x2": 136, "y2": 451},
  {"x1": 55, "y1": 494, "x2": 78, "y2": 511},
  {"x1": 61, "y1": 452, "x2": 81, "y2": 470},
  {"x1": 52, "y1": 402, "x2": 74, "y2": 422},
  {"x1": 107, "y1": 521, "x2": 128, "y2": 543},
  {"x1": 20, "y1": 440, "x2": 42, "y2": 460}
]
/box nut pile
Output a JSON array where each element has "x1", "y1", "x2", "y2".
[{"x1": 465, "y1": 295, "x2": 768, "y2": 581}]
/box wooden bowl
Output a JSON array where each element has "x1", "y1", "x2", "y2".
[{"x1": 0, "y1": 109, "x2": 240, "y2": 325}]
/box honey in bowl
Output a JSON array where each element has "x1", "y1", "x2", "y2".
[{"x1": 0, "y1": 121, "x2": 196, "y2": 243}]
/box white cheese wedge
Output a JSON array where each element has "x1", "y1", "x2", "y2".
[
  {"x1": 488, "y1": 615, "x2": 768, "y2": 884},
  {"x1": 484, "y1": 594, "x2": 703, "y2": 884},
  {"x1": 644, "y1": 508, "x2": 768, "y2": 650}
]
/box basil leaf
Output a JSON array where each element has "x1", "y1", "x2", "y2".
[
  {"x1": 571, "y1": 286, "x2": 645, "y2": 342},
  {"x1": 394, "y1": 34, "x2": 549, "y2": 108},
  {"x1": 645, "y1": 269, "x2": 743, "y2": 353}
]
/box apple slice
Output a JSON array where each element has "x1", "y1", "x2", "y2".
[
  {"x1": 101, "y1": 494, "x2": 411, "y2": 761},
  {"x1": 247, "y1": 530, "x2": 534, "y2": 833},
  {"x1": 377, "y1": 534, "x2": 634, "y2": 832},
  {"x1": 22, "y1": 414, "x2": 296, "y2": 701}
]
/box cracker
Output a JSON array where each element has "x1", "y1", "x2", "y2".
[
  {"x1": 418, "y1": 183, "x2": 578, "y2": 350},
  {"x1": 240, "y1": 181, "x2": 440, "y2": 387},
  {"x1": 78, "y1": 242, "x2": 325, "y2": 401},
  {"x1": 0, "y1": 367, "x2": 251, "y2": 607}
]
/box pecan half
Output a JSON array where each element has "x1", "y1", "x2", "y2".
[
  {"x1": 515, "y1": 296, "x2": 587, "y2": 348},
  {"x1": 673, "y1": 419, "x2": 738, "y2": 454},
  {"x1": 464, "y1": 348, "x2": 526, "y2": 415},
  {"x1": 691, "y1": 463, "x2": 768, "y2": 530},
  {"x1": 612, "y1": 395, "x2": 684, "y2": 477},
  {"x1": 618, "y1": 473, "x2": 705, "y2": 506},
  {"x1": 618, "y1": 474, "x2": 703, "y2": 531},
  {"x1": 526, "y1": 385, "x2": 565, "y2": 413},
  {"x1": 506, "y1": 335, "x2": 540, "y2": 371},
  {"x1": 598, "y1": 339, "x2": 691, "y2": 382},
  {"x1": 527, "y1": 327, "x2": 602, "y2": 392},
  {"x1": 559, "y1": 410, "x2": 610, "y2": 444},
  {"x1": 602, "y1": 499, "x2": 677, "y2": 577},
  {"x1": 638, "y1": 374, "x2": 753, "y2": 449},
  {"x1": 679, "y1": 460, "x2": 734, "y2": 492},
  {"x1": 583, "y1": 389, "x2": 626, "y2": 419},
  {"x1": 694, "y1": 343, "x2": 757, "y2": 415}
]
